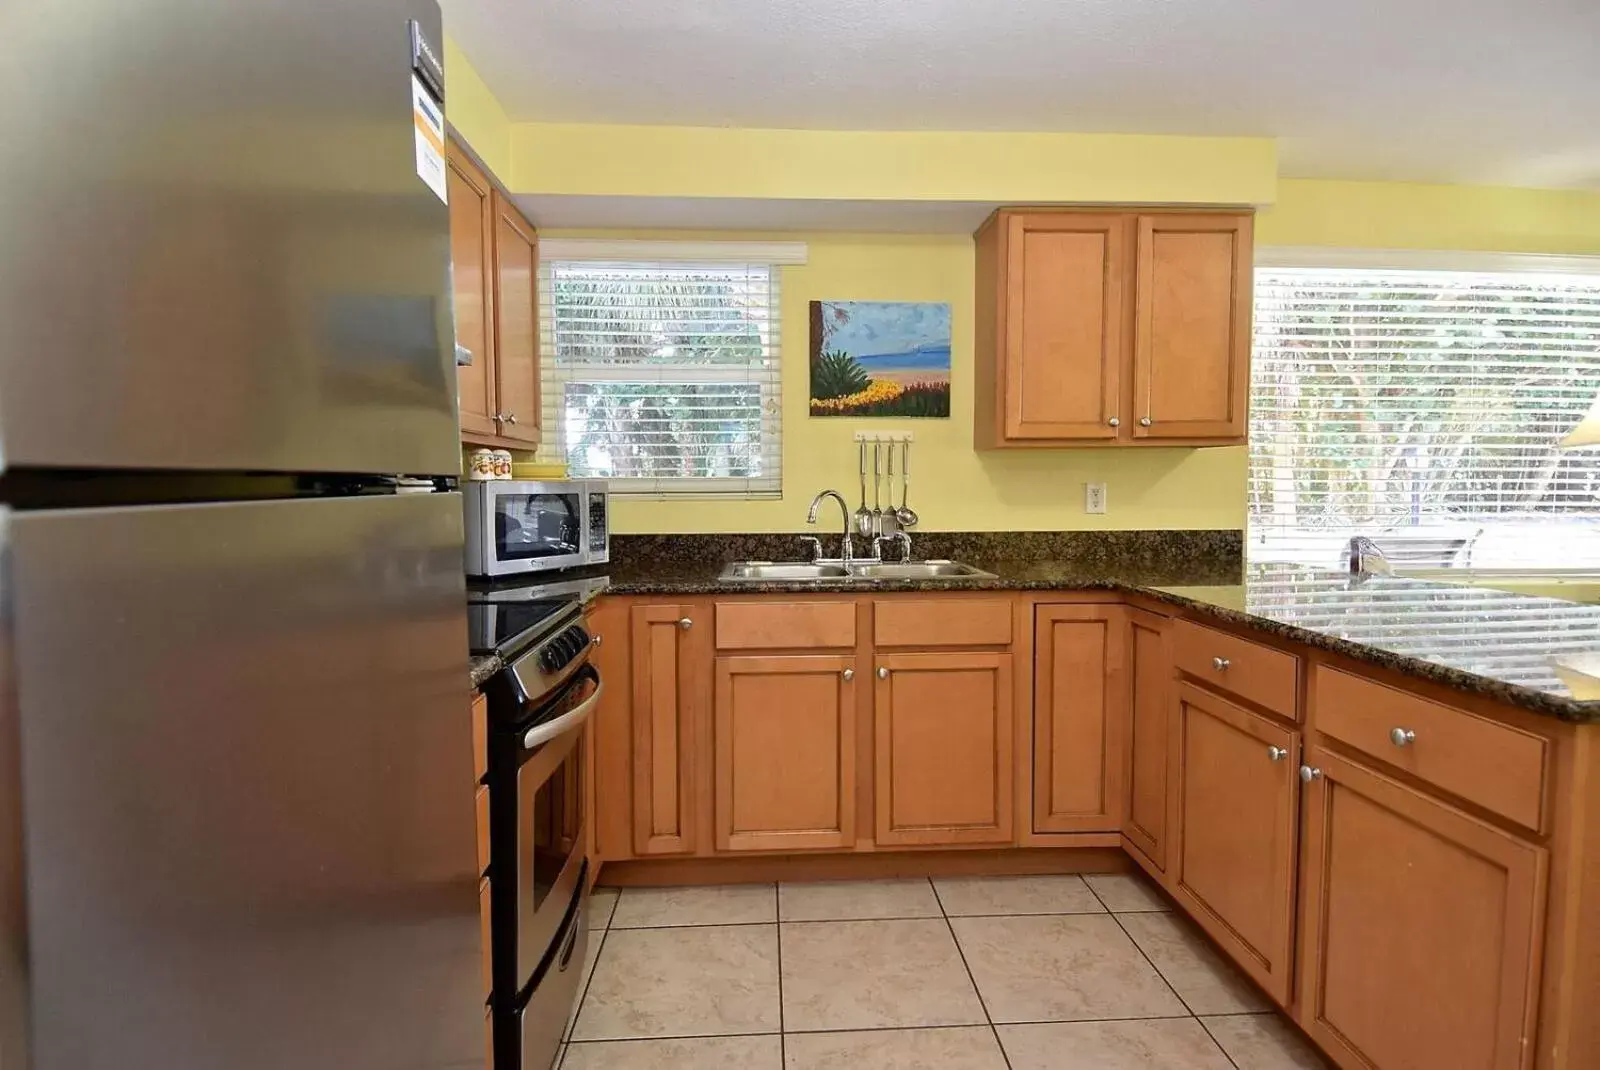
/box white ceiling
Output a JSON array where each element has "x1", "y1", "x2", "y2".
[{"x1": 446, "y1": 0, "x2": 1600, "y2": 190}]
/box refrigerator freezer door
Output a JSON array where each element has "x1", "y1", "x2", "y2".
[
  {"x1": 0, "y1": 0, "x2": 461, "y2": 477},
  {"x1": 7, "y1": 494, "x2": 479, "y2": 1069}
]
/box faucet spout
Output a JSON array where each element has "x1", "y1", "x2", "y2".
[{"x1": 806, "y1": 490, "x2": 854, "y2": 563}]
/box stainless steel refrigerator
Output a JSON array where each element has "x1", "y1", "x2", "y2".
[{"x1": 0, "y1": 0, "x2": 481, "y2": 1066}]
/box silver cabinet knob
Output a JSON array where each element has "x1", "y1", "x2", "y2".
[
  {"x1": 1390, "y1": 727, "x2": 1416, "y2": 747},
  {"x1": 592, "y1": 634, "x2": 602, "y2": 646},
  {"x1": 1299, "y1": 765, "x2": 1323, "y2": 783},
  {"x1": 1212, "y1": 656, "x2": 1231, "y2": 671},
  {"x1": 877, "y1": 666, "x2": 889, "y2": 680},
  {"x1": 503, "y1": 412, "x2": 518, "y2": 425},
  {"x1": 1267, "y1": 746, "x2": 1288, "y2": 762},
  {"x1": 1108, "y1": 417, "x2": 1121, "y2": 428},
  {"x1": 1140, "y1": 416, "x2": 1153, "y2": 427},
  {"x1": 677, "y1": 618, "x2": 693, "y2": 630},
  {"x1": 842, "y1": 668, "x2": 855, "y2": 681}
]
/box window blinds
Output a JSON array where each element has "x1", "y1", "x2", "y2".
[
  {"x1": 536, "y1": 258, "x2": 782, "y2": 498},
  {"x1": 1249, "y1": 266, "x2": 1600, "y2": 568}
]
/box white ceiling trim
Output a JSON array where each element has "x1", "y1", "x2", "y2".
[
  {"x1": 1256, "y1": 246, "x2": 1600, "y2": 277},
  {"x1": 538, "y1": 238, "x2": 809, "y2": 265}
]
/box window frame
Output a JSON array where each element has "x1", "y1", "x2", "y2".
[
  {"x1": 1247, "y1": 248, "x2": 1600, "y2": 568},
  {"x1": 535, "y1": 241, "x2": 805, "y2": 500}
]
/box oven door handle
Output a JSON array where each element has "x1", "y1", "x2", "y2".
[{"x1": 522, "y1": 665, "x2": 602, "y2": 751}]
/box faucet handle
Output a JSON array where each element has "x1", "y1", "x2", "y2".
[{"x1": 797, "y1": 535, "x2": 825, "y2": 562}]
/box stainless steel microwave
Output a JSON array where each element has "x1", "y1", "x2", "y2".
[{"x1": 463, "y1": 480, "x2": 610, "y2": 578}]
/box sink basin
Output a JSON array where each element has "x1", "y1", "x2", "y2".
[
  {"x1": 719, "y1": 561, "x2": 852, "y2": 581},
  {"x1": 846, "y1": 560, "x2": 998, "y2": 581},
  {"x1": 717, "y1": 560, "x2": 997, "y2": 583}
]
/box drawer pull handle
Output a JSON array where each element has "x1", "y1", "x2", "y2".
[
  {"x1": 842, "y1": 668, "x2": 855, "y2": 681},
  {"x1": 878, "y1": 666, "x2": 890, "y2": 679},
  {"x1": 1212, "y1": 656, "x2": 1231, "y2": 671},
  {"x1": 1299, "y1": 765, "x2": 1323, "y2": 783},
  {"x1": 1390, "y1": 727, "x2": 1417, "y2": 747},
  {"x1": 1267, "y1": 746, "x2": 1288, "y2": 762}
]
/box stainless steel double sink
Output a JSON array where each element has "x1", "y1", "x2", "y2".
[{"x1": 717, "y1": 560, "x2": 997, "y2": 583}]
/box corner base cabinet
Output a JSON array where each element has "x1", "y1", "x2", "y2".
[
  {"x1": 1032, "y1": 605, "x2": 1126, "y2": 834},
  {"x1": 1171, "y1": 682, "x2": 1300, "y2": 1004},
  {"x1": 1298, "y1": 746, "x2": 1548, "y2": 1070}
]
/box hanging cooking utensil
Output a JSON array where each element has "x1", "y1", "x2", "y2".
[
  {"x1": 854, "y1": 441, "x2": 874, "y2": 539},
  {"x1": 894, "y1": 439, "x2": 919, "y2": 529}
]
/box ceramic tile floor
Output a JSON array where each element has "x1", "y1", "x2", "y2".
[{"x1": 560, "y1": 872, "x2": 1329, "y2": 1069}]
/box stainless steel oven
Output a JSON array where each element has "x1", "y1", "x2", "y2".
[
  {"x1": 482, "y1": 601, "x2": 601, "y2": 1069},
  {"x1": 464, "y1": 480, "x2": 609, "y2": 579}
]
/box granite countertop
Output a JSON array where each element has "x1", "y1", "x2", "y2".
[
  {"x1": 469, "y1": 653, "x2": 502, "y2": 691},
  {"x1": 468, "y1": 532, "x2": 1600, "y2": 722},
  {"x1": 598, "y1": 557, "x2": 1600, "y2": 724}
]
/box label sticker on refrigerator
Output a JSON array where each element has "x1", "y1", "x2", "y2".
[{"x1": 412, "y1": 75, "x2": 448, "y2": 204}]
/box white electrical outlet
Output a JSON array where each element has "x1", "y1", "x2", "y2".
[{"x1": 1085, "y1": 482, "x2": 1108, "y2": 514}]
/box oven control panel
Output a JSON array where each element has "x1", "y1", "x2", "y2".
[{"x1": 539, "y1": 624, "x2": 592, "y2": 674}]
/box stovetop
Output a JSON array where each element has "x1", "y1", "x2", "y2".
[{"x1": 466, "y1": 598, "x2": 573, "y2": 659}]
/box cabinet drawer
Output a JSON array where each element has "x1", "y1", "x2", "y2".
[
  {"x1": 1312, "y1": 666, "x2": 1549, "y2": 831},
  {"x1": 715, "y1": 601, "x2": 856, "y2": 650},
  {"x1": 874, "y1": 599, "x2": 1012, "y2": 647},
  {"x1": 1174, "y1": 619, "x2": 1300, "y2": 717}
]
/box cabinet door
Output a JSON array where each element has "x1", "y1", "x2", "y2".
[
  {"x1": 1124, "y1": 609, "x2": 1172, "y2": 872},
  {"x1": 875, "y1": 652, "x2": 1014, "y2": 847},
  {"x1": 1172, "y1": 682, "x2": 1299, "y2": 1004},
  {"x1": 1298, "y1": 746, "x2": 1547, "y2": 1070},
  {"x1": 1131, "y1": 213, "x2": 1251, "y2": 441},
  {"x1": 447, "y1": 143, "x2": 498, "y2": 438},
  {"x1": 1002, "y1": 214, "x2": 1127, "y2": 441},
  {"x1": 630, "y1": 605, "x2": 704, "y2": 856},
  {"x1": 713, "y1": 656, "x2": 857, "y2": 852},
  {"x1": 1032, "y1": 605, "x2": 1126, "y2": 834},
  {"x1": 490, "y1": 191, "x2": 540, "y2": 447}
]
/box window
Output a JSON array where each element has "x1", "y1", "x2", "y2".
[
  {"x1": 1248, "y1": 257, "x2": 1600, "y2": 569},
  {"x1": 537, "y1": 242, "x2": 797, "y2": 498}
]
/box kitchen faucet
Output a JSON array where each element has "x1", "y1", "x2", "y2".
[
  {"x1": 875, "y1": 530, "x2": 915, "y2": 563},
  {"x1": 806, "y1": 490, "x2": 855, "y2": 564}
]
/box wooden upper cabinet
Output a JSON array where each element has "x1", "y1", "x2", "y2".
[
  {"x1": 446, "y1": 144, "x2": 497, "y2": 439},
  {"x1": 490, "y1": 192, "x2": 540, "y2": 447},
  {"x1": 874, "y1": 652, "x2": 1014, "y2": 847},
  {"x1": 713, "y1": 655, "x2": 857, "y2": 852},
  {"x1": 976, "y1": 213, "x2": 1126, "y2": 445},
  {"x1": 1032, "y1": 605, "x2": 1126, "y2": 835},
  {"x1": 446, "y1": 138, "x2": 542, "y2": 449},
  {"x1": 1124, "y1": 609, "x2": 1172, "y2": 872},
  {"x1": 1298, "y1": 745, "x2": 1547, "y2": 1070},
  {"x1": 630, "y1": 604, "x2": 706, "y2": 856},
  {"x1": 1132, "y1": 213, "x2": 1252, "y2": 441},
  {"x1": 1172, "y1": 681, "x2": 1300, "y2": 1005},
  {"x1": 975, "y1": 208, "x2": 1251, "y2": 449}
]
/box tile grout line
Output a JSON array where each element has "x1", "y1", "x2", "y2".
[
  {"x1": 1195, "y1": 1014, "x2": 1246, "y2": 1070},
  {"x1": 1105, "y1": 908, "x2": 1200, "y2": 1018},
  {"x1": 773, "y1": 883, "x2": 786, "y2": 1068},
  {"x1": 566, "y1": 1013, "x2": 1209, "y2": 1048},
  {"x1": 930, "y1": 877, "x2": 1015, "y2": 1070}
]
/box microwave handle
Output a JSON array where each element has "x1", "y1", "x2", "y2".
[{"x1": 523, "y1": 666, "x2": 603, "y2": 751}]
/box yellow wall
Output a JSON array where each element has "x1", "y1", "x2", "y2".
[
  {"x1": 545, "y1": 231, "x2": 1248, "y2": 535},
  {"x1": 443, "y1": 35, "x2": 513, "y2": 180},
  {"x1": 512, "y1": 125, "x2": 1278, "y2": 206},
  {"x1": 1261, "y1": 179, "x2": 1600, "y2": 254}
]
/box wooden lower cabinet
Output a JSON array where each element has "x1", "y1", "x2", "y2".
[
  {"x1": 1297, "y1": 745, "x2": 1548, "y2": 1070},
  {"x1": 1172, "y1": 682, "x2": 1300, "y2": 1004},
  {"x1": 629, "y1": 604, "x2": 707, "y2": 856},
  {"x1": 874, "y1": 652, "x2": 1014, "y2": 846},
  {"x1": 1123, "y1": 608, "x2": 1172, "y2": 871},
  {"x1": 713, "y1": 655, "x2": 857, "y2": 852},
  {"x1": 1032, "y1": 605, "x2": 1125, "y2": 833}
]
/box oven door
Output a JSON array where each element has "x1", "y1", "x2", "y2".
[
  {"x1": 513, "y1": 668, "x2": 595, "y2": 987},
  {"x1": 479, "y1": 483, "x2": 587, "y2": 578}
]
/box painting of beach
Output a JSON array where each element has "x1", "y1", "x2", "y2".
[{"x1": 809, "y1": 300, "x2": 951, "y2": 418}]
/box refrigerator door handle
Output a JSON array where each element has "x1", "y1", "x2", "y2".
[{"x1": 523, "y1": 668, "x2": 603, "y2": 751}]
